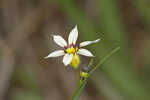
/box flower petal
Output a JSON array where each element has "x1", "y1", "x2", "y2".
[
  {"x1": 44, "y1": 50, "x2": 65, "y2": 58},
  {"x1": 63, "y1": 54, "x2": 73, "y2": 66},
  {"x1": 77, "y1": 49, "x2": 94, "y2": 57},
  {"x1": 79, "y1": 39, "x2": 100, "y2": 47},
  {"x1": 68, "y1": 25, "x2": 78, "y2": 45},
  {"x1": 53, "y1": 35, "x2": 67, "y2": 47}
]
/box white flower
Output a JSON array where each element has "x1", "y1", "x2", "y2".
[{"x1": 45, "y1": 25, "x2": 100, "y2": 67}]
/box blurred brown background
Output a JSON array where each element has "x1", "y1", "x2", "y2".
[{"x1": 0, "y1": 0, "x2": 150, "y2": 100}]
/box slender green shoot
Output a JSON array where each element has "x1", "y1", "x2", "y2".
[
  {"x1": 76, "y1": 69, "x2": 80, "y2": 88},
  {"x1": 71, "y1": 47, "x2": 120, "y2": 100}
]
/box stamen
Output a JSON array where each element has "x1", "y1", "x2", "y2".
[{"x1": 65, "y1": 45, "x2": 79, "y2": 54}]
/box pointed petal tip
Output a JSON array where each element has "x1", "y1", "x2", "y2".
[
  {"x1": 68, "y1": 25, "x2": 78, "y2": 45},
  {"x1": 89, "y1": 55, "x2": 95, "y2": 57},
  {"x1": 44, "y1": 56, "x2": 49, "y2": 59},
  {"x1": 95, "y1": 38, "x2": 101, "y2": 42},
  {"x1": 75, "y1": 25, "x2": 77, "y2": 28},
  {"x1": 79, "y1": 38, "x2": 101, "y2": 47},
  {"x1": 52, "y1": 34, "x2": 59, "y2": 38},
  {"x1": 44, "y1": 50, "x2": 65, "y2": 58}
]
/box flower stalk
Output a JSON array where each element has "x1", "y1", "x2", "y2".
[
  {"x1": 76, "y1": 69, "x2": 80, "y2": 88},
  {"x1": 71, "y1": 47, "x2": 120, "y2": 100}
]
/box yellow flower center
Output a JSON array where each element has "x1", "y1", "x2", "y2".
[
  {"x1": 70, "y1": 53, "x2": 80, "y2": 69},
  {"x1": 66, "y1": 46, "x2": 78, "y2": 54},
  {"x1": 66, "y1": 46, "x2": 75, "y2": 54},
  {"x1": 65, "y1": 46, "x2": 80, "y2": 69}
]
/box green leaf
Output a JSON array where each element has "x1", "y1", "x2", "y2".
[
  {"x1": 71, "y1": 78, "x2": 88, "y2": 100},
  {"x1": 71, "y1": 47, "x2": 120, "y2": 100}
]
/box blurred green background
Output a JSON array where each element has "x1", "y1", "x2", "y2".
[{"x1": 0, "y1": 0, "x2": 150, "y2": 100}]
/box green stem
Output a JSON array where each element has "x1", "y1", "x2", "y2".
[
  {"x1": 89, "y1": 46, "x2": 120, "y2": 76},
  {"x1": 76, "y1": 69, "x2": 80, "y2": 88},
  {"x1": 71, "y1": 47, "x2": 120, "y2": 100}
]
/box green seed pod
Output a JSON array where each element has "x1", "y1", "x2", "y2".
[{"x1": 80, "y1": 71, "x2": 88, "y2": 78}]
